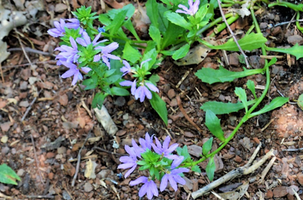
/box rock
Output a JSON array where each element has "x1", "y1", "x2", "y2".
[
  {"x1": 62, "y1": 190, "x2": 72, "y2": 200},
  {"x1": 17, "y1": 169, "x2": 25, "y2": 176},
  {"x1": 84, "y1": 182, "x2": 93, "y2": 192},
  {"x1": 188, "y1": 145, "x2": 202, "y2": 157},
  {"x1": 19, "y1": 100, "x2": 29, "y2": 107},
  {"x1": 20, "y1": 68, "x2": 31, "y2": 80},
  {"x1": 297, "y1": 173, "x2": 303, "y2": 186},
  {"x1": 287, "y1": 35, "x2": 303, "y2": 45},
  {"x1": 58, "y1": 94, "x2": 68, "y2": 106},
  {"x1": 167, "y1": 89, "x2": 176, "y2": 99},
  {"x1": 114, "y1": 96, "x2": 126, "y2": 107},
  {"x1": 273, "y1": 186, "x2": 288, "y2": 197},
  {"x1": 234, "y1": 155, "x2": 242, "y2": 163},
  {"x1": 20, "y1": 81, "x2": 28, "y2": 90},
  {"x1": 260, "y1": 22, "x2": 268, "y2": 29}
]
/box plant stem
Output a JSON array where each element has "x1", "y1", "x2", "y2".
[{"x1": 191, "y1": 4, "x2": 271, "y2": 167}]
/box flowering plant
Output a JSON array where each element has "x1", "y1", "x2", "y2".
[{"x1": 118, "y1": 133, "x2": 192, "y2": 199}]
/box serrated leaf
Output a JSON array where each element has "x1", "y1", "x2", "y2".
[
  {"x1": 250, "y1": 97, "x2": 289, "y2": 117},
  {"x1": 202, "y1": 137, "x2": 213, "y2": 156},
  {"x1": 205, "y1": 110, "x2": 225, "y2": 142},
  {"x1": 206, "y1": 156, "x2": 216, "y2": 181},
  {"x1": 202, "y1": 33, "x2": 267, "y2": 51},
  {"x1": 0, "y1": 164, "x2": 21, "y2": 185},
  {"x1": 265, "y1": 43, "x2": 303, "y2": 60},
  {"x1": 235, "y1": 87, "x2": 248, "y2": 112},
  {"x1": 149, "y1": 92, "x2": 168, "y2": 126},
  {"x1": 149, "y1": 25, "x2": 162, "y2": 50},
  {"x1": 247, "y1": 80, "x2": 256, "y2": 99},
  {"x1": 122, "y1": 42, "x2": 142, "y2": 63},
  {"x1": 191, "y1": 165, "x2": 201, "y2": 173},
  {"x1": 195, "y1": 66, "x2": 263, "y2": 84},
  {"x1": 165, "y1": 11, "x2": 192, "y2": 30},
  {"x1": 201, "y1": 100, "x2": 256, "y2": 115},
  {"x1": 172, "y1": 44, "x2": 190, "y2": 60}
]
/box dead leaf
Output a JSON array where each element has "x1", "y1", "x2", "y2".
[
  {"x1": 174, "y1": 44, "x2": 211, "y2": 66},
  {"x1": 84, "y1": 159, "x2": 97, "y2": 179},
  {"x1": 0, "y1": 122, "x2": 12, "y2": 132},
  {"x1": 77, "y1": 117, "x2": 86, "y2": 128},
  {"x1": 63, "y1": 162, "x2": 76, "y2": 177},
  {"x1": 0, "y1": 100, "x2": 7, "y2": 109}
]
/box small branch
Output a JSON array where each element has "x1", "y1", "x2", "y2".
[
  {"x1": 176, "y1": 95, "x2": 203, "y2": 133},
  {"x1": 191, "y1": 144, "x2": 275, "y2": 199},
  {"x1": 8, "y1": 47, "x2": 55, "y2": 56},
  {"x1": 71, "y1": 133, "x2": 91, "y2": 186},
  {"x1": 282, "y1": 148, "x2": 303, "y2": 152},
  {"x1": 21, "y1": 90, "x2": 42, "y2": 122},
  {"x1": 217, "y1": 0, "x2": 250, "y2": 68},
  {"x1": 25, "y1": 195, "x2": 55, "y2": 199}
]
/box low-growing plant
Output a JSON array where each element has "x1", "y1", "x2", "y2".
[{"x1": 47, "y1": 0, "x2": 298, "y2": 199}]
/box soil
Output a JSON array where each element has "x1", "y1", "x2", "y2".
[{"x1": 1, "y1": 0, "x2": 303, "y2": 200}]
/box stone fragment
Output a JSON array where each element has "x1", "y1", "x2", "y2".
[{"x1": 273, "y1": 186, "x2": 288, "y2": 197}]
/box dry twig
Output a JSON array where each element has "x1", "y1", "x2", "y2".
[
  {"x1": 217, "y1": 0, "x2": 250, "y2": 68},
  {"x1": 191, "y1": 143, "x2": 275, "y2": 199},
  {"x1": 71, "y1": 133, "x2": 91, "y2": 186}
]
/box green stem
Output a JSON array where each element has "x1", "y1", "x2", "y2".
[
  {"x1": 197, "y1": 13, "x2": 235, "y2": 35},
  {"x1": 191, "y1": 5, "x2": 271, "y2": 167},
  {"x1": 210, "y1": 14, "x2": 239, "y2": 37}
]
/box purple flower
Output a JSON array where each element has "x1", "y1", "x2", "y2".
[
  {"x1": 94, "y1": 42, "x2": 120, "y2": 69},
  {"x1": 120, "y1": 79, "x2": 137, "y2": 95},
  {"x1": 152, "y1": 136, "x2": 179, "y2": 160},
  {"x1": 131, "y1": 139, "x2": 145, "y2": 158},
  {"x1": 120, "y1": 60, "x2": 132, "y2": 76},
  {"x1": 60, "y1": 61, "x2": 84, "y2": 85},
  {"x1": 176, "y1": 0, "x2": 200, "y2": 16},
  {"x1": 55, "y1": 36, "x2": 79, "y2": 63},
  {"x1": 76, "y1": 31, "x2": 106, "y2": 47},
  {"x1": 48, "y1": 18, "x2": 81, "y2": 37},
  {"x1": 120, "y1": 80, "x2": 159, "y2": 102},
  {"x1": 130, "y1": 176, "x2": 158, "y2": 200},
  {"x1": 139, "y1": 132, "x2": 153, "y2": 151},
  {"x1": 160, "y1": 168, "x2": 190, "y2": 192},
  {"x1": 117, "y1": 145, "x2": 138, "y2": 178}
]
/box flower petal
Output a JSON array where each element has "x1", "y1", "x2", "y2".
[
  {"x1": 130, "y1": 176, "x2": 148, "y2": 186},
  {"x1": 160, "y1": 174, "x2": 168, "y2": 191}
]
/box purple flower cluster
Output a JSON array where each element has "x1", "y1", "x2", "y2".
[
  {"x1": 49, "y1": 18, "x2": 120, "y2": 85},
  {"x1": 119, "y1": 59, "x2": 159, "y2": 102},
  {"x1": 176, "y1": 0, "x2": 200, "y2": 16},
  {"x1": 118, "y1": 133, "x2": 189, "y2": 200}
]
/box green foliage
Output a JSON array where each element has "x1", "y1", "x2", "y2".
[
  {"x1": 247, "y1": 80, "x2": 257, "y2": 99},
  {"x1": 122, "y1": 42, "x2": 141, "y2": 63},
  {"x1": 205, "y1": 110, "x2": 225, "y2": 142},
  {"x1": 72, "y1": 6, "x2": 98, "y2": 35},
  {"x1": 195, "y1": 66, "x2": 263, "y2": 84},
  {"x1": 201, "y1": 100, "x2": 256, "y2": 115},
  {"x1": 265, "y1": 43, "x2": 303, "y2": 60},
  {"x1": 201, "y1": 33, "x2": 267, "y2": 51},
  {"x1": 172, "y1": 44, "x2": 190, "y2": 60},
  {"x1": 202, "y1": 137, "x2": 213, "y2": 156},
  {"x1": 206, "y1": 156, "x2": 216, "y2": 181},
  {"x1": 235, "y1": 87, "x2": 248, "y2": 112},
  {"x1": 298, "y1": 94, "x2": 303, "y2": 110},
  {"x1": 249, "y1": 97, "x2": 289, "y2": 118},
  {"x1": 149, "y1": 92, "x2": 168, "y2": 126},
  {"x1": 0, "y1": 164, "x2": 21, "y2": 185}
]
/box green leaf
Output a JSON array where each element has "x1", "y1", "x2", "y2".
[
  {"x1": 149, "y1": 74, "x2": 160, "y2": 85},
  {"x1": 122, "y1": 42, "x2": 142, "y2": 63},
  {"x1": 110, "y1": 87, "x2": 130, "y2": 96},
  {"x1": 149, "y1": 92, "x2": 168, "y2": 125},
  {"x1": 123, "y1": 20, "x2": 141, "y2": 41},
  {"x1": 146, "y1": 0, "x2": 159, "y2": 28},
  {"x1": 172, "y1": 44, "x2": 190, "y2": 60},
  {"x1": 202, "y1": 33, "x2": 267, "y2": 51},
  {"x1": 195, "y1": 66, "x2": 263, "y2": 84},
  {"x1": 149, "y1": 25, "x2": 162, "y2": 50},
  {"x1": 205, "y1": 110, "x2": 225, "y2": 142},
  {"x1": 161, "y1": 22, "x2": 185, "y2": 49},
  {"x1": 201, "y1": 100, "x2": 256, "y2": 115},
  {"x1": 202, "y1": 137, "x2": 213, "y2": 156},
  {"x1": 165, "y1": 11, "x2": 192, "y2": 30},
  {"x1": 0, "y1": 164, "x2": 21, "y2": 185},
  {"x1": 206, "y1": 156, "x2": 216, "y2": 181},
  {"x1": 191, "y1": 165, "x2": 201, "y2": 173},
  {"x1": 92, "y1": 93, "x2": 107, "y2": 109},
  {"x1": 247, "y1": 80, "x2": 257, "y2": 99},
  {"x1": 176, "y1": 145, "x2": 191, "y2": 161},
  {"x1": 298, "y1": 94, "x2": 303, "y2": 110},
  {"x1": 195, "y1": 4, "x2": 209, "y2": 22},
  {"x1": 107, "y1": 10, "x2": 128, "y2": 37},
  {"x1": 250, "y1": 97, "x2": 289, "y2": 117},
  {"x1": 265, "y1": 43, "x2": 303, "y2": 60},
  {"x1": 235, "y1": 87, "x2": 248, "y2": 112}
]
